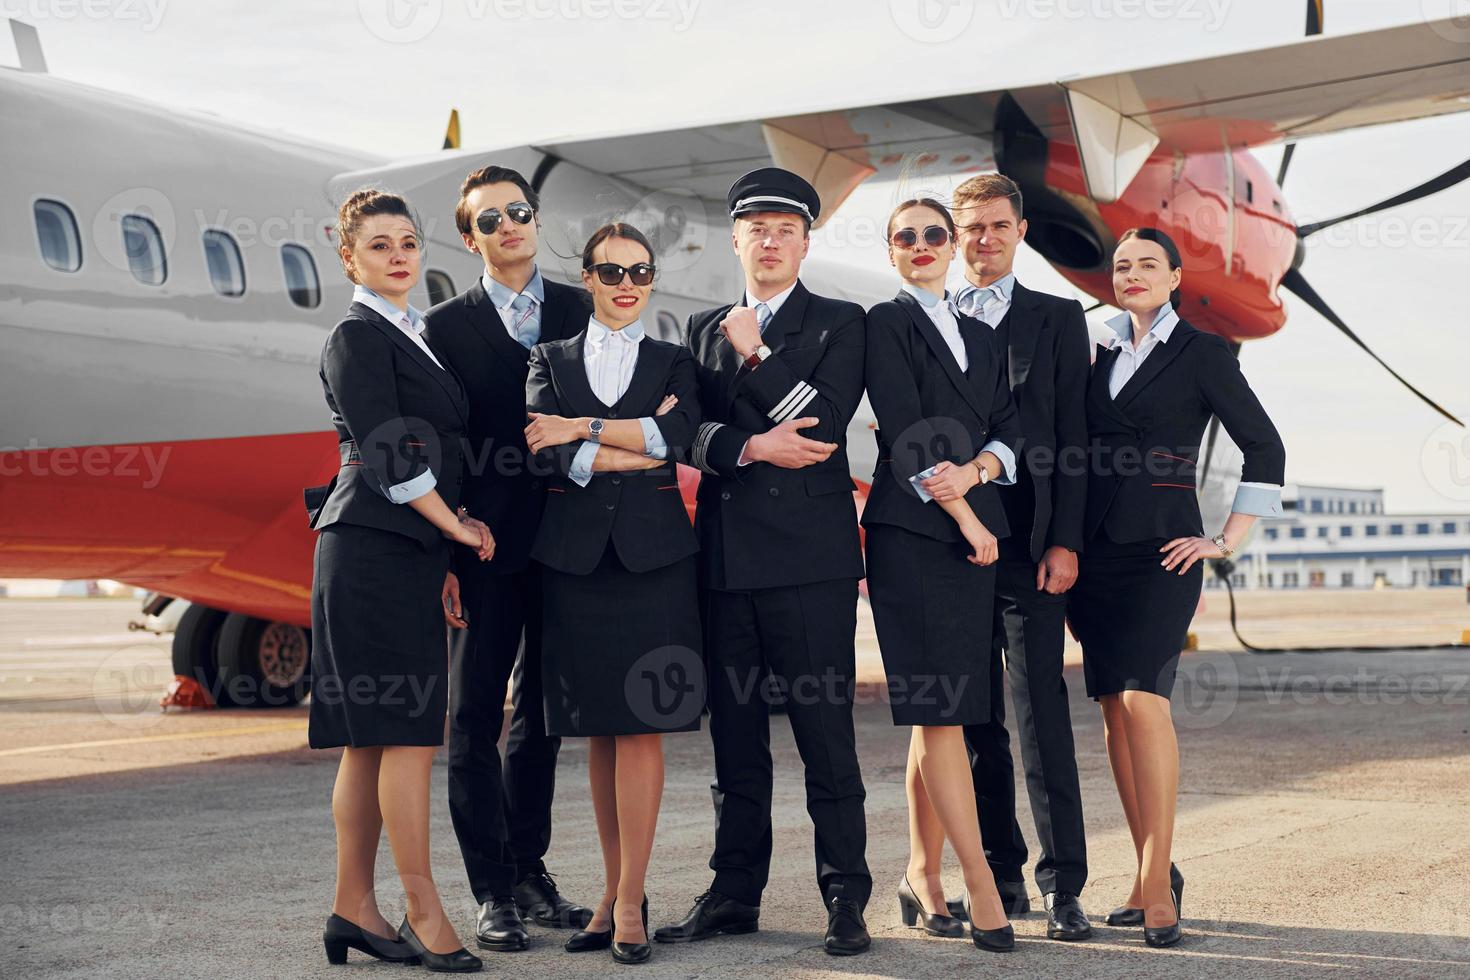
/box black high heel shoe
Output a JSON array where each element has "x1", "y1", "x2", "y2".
[
  {"x1": 398, "y1": 916, "x2": 484, "y2": 972},
  {"x1": 1143, "y1": 878, "x2": 1183, "y2": 949},
  {"x1": 610, "y1": 896, "x2": 652, "y2": 964},
  {"x1": 323, "y1": 913, "x2": 420, "y2": 965},
  {"x1": 565, "y1": 901, "x2": 613, "y2": 953},
  {"x1": 897, "y1": 876, "x2": 964, "y2": 937},
  {"x1": 1105, "y1": 864, "x2": 1183, "y2": 927},
  {"x1": 962, "y1": 893, "x2": 1015, "y2": 952}
]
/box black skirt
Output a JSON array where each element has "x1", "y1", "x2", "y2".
[
  {"x1": 865, "y1": 524, "x2": 996, "y2": 726},
  {"x1": 1068, "y1": 534, "x2": 1202, "y2": 700},
  {"x1": 308, "y1": 524, "x2": 450, "y2": 748},
  {"x1": 540, "y1": 546, "x2": 705, "y2": 737}
]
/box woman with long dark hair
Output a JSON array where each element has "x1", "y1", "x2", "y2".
[{"x1": 1068, "y1": 227, "x2": 1285, "y2": 947}]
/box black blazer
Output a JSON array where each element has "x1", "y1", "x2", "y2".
[
  {"x1": 525, "y1": 330, "x2": 700, "y2": 576},
  {"x1": 1083, "y1": 318, "x2": 1286, "y2": 543},
  {"x1": 861, "y1": 290, "x2": 1020, "y2": 543},
  {"x1": 306, "y1": 302, "x2": 469, "y2": 549},
  {"x1": 423, "y1": 275, "x2": 590, "y2": 577},
  {"x1": 998, "y1": 281, "x2": 1092, "y2": 560},
  {"x1": 685, "y1": 280, "x2": 867, "y2": 591}
]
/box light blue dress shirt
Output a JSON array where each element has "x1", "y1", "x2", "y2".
[
  {"x1": 483, "y1": 266, "x2": 546, "y2": 348},
  {"x1": 899, "y1": 283, "x2": 1017, "y2": 502},
  {"x1": 567, "y1": 317, "x2": 668, "y2": 487},
  {"x1": 1104, "y1": 302, "x2": 1282, "y2": 518},
  {"x1": 953, "y1": 272, "x2": 1015, "y2": 327}
]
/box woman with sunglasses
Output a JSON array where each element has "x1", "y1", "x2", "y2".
[
  {"x1": 1067, "y1": 227, "x2": 1283, "y2": 947},
  {"x1": 862, "y1": 197, "x2": 1020, "y2": 953},
  {"x1": 521, "y1": 223, "x2": 704, "y2": 965}
]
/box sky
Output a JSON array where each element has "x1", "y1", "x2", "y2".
[{"x1": 6, "y1": 0, "x2": 1470, "y2": 514}]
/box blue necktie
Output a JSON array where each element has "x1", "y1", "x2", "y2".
[
  {"x1": 756, "y1": 302, "x2": 773, "y2": 332},
  {"x1": 510, "y1": 293, "x2": 538, "y2": 349},
  {"x1": 960, "y1": 286, "x2": 994, "y2": 324}
]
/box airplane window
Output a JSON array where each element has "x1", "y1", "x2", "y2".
[
  {"x1": 121, "y1": 213, "x2": 167, "y2": 285},
  {"x1": 281, "y1": 243, "x2": 320, "y2": 309},
  {"x1": 425, "y1": 269, "x2": 455, "y2": 307},
  {"x1": 34, "y1": 199, "x2": 82, "y2": 272},
  {"x1": 655, "y1": 310, "x2": 680, "y2": 341},
  {"x1": 202, "y1": 229, "x2": 246, "y2": 297}
]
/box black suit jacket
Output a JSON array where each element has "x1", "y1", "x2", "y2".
[
  {"x1": 307, "y1": 302, "x2": 469, "y2": 549},
  {"x1": 423, "y1": 275, "x2": 590, "y2": 577},
  {"x1": 861, "y1": 290, "x2": 1020, "y2": 543},
  {"x1": 524, "y1": 331, "x2": 700, "y2": 576},
  {"x1": 685, "y1": 280, "x2": 867, "y2": 590},
  {"x1": 1084, "y1": 318, "x2": 1286, "y2": 543},
  {"x1": 994, "y1": 280, "x2": 1091, "y2": 561}
]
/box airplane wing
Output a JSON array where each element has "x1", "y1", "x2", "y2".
[{"x1": 330, "y1": 16, "x2": 1470, "y2": 216}]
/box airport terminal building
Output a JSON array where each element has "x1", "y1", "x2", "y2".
[{"x1": 1220, "y1": 484, "x2": 1470, "y2": 590}]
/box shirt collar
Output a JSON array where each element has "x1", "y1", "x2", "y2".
[
  {"x1": 1106, "y1": 302, "x2": 1179, "y2": 347},
  {"x1": 353, "y1": 284, "x2": 425, "y2": 334},
  {"x1": 744, "y1": 279, "x2": 799, "y2": 319},
  {"x1": 483, "y1": 265, "x2": 545, "y2": 309},
  {"x1": 587, "y1": 315, "x2": 645, "y2": 345},
  {"x1": 956, "y1": 272, "x2": 1015, "y2": 305},
  {"x1": 900, "y1": 282, "x2": 950, "y2": 311}
]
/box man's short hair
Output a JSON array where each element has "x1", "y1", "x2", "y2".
[
  {"x1": 952, "y1": 173, "x2": 1024, "y2": 222},
  {"x1": 455, "y1": 165, "x2": 540, "y2": 237}
]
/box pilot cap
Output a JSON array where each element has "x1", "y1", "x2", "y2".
[{"x1": 727, "y1": 167, "x2": 821, "y2": 224}]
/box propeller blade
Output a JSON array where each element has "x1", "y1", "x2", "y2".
[
  {"x1": 1306, "y1": 0, "x2": 1323, "y2": 36},
  {"x1": 1276, "y1": 142, "x2": 1296, "y2": 187},
  {"x1": 1280, "y1": 267, "x2": 1463, "y2": 426},
  {"x1": 1297, "y1": 158, "x2": 1470, "y2": 238}
]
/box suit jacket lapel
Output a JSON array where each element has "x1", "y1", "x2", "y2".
[
  {"x1": 462, "y1": 278, "x2": 535, "y2": 383},
  {"x1": 1005, "y1": 281, "x2": 1042, "y2": 387},
  {"x1": 1114, "y1": 325, "x2": 1197, "y2": 408},
  {"x1": 1090, "y1": 345, "x2": 1137, "y2": 430},
  {"x1": 614, "y1": 337, "x2": 668, "y2": 417},
  {"x1": 540, "y1": 281, "x2": 589, "y2": 343},
  {"x1": 350, "y1": 301, "x2": 467, "y2": 423},
  {"x1": 894, "y1": 290, "x2": 986, "y2": 419}
]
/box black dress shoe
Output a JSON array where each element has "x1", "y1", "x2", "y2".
[
  {"x1": 514, "y1": 871, "x2": 593, "y2": 929},
  {"x1": 565, "y1": 909, "x2": 612, "y2": 953},
  {"x1": 963, "y1": 894, "x2": 1015, "y2": 952},
  {"x1": 611, "y1": 896, "x2": 652, "y2": 964},
  {"x1": 474, "y1": 898, "x2": 528, "y2": 952},
  {"x1": 653, "y1": 889, "x2": 759, "y2": 943},
  {"x1": 995, "y1": 879, "x2": 1031, "y2": 916},
  {"x1": 1044, "y1": 892, "x2": 1092, "y2": 940},
  {"x1": 824, "y1": 897, "x2": 871, "y2": 956},
  {"x1": 323, "y1": 913, "x2": 420, "y2": 964},
  {"x1": 1105, "y1": 864, "x2": 1183, "y2": 928},
  {"x1": 1144, "y1": 877, "x2": 1184, "y2": 948},
  {"x1": 397, "y1": 916, "x2": 483, "y2": 973},
  {"x1": 897, "y1": 876, "x2": 964, "y2": 937}
]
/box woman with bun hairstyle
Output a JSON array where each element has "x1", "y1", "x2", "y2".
[
  {"x1": 306, "y1": 188, "x2": 491, "y2": 972},
  {"x1": 862, "y1": 197, "x2": 1021, "y2": 953},
  {"x1": 521, "y1": 222, "x2": 704, "y2": 965},
  {"x1": 1068, "y1": 227, "x2": 1284, "y2": 948}
]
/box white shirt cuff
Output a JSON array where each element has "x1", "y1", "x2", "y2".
[
  {"x1": 1232, "y1": 481, "x2": 1283, "y2": 518},
  {"x1": 737, "y1": 438, "x2": 754, "y2": 467},
  {"x1": 386, "y1": 468, "x2": 437, "y2": 504},
  {"x1": 980, "y1": 441, "x2": 1016, "y2": 486},
  {"x1": 568, "y1": 440, "x2": 598, "y2": 487},
  {"x1": 639, "y1": 417, "x2": 669, "y2": 460}
]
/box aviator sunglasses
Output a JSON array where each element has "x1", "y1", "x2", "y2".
[
  {"x1": 587, "y1": 261, "x2": 656, "y2": 286},
  {"x1": 890, "y1": 225, "x2": 951, "y2": 249},
  {"x1": 475, "y1": 201, "x2": 536, "y2": 235}
]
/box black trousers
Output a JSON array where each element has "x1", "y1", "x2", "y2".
[
  {"x1": 447, "y1": 566, "x2": 561, "y2": 904},
  {"x1": 964, "y1": 553, "x2": 1088, "y2": 896},
  {"x1": 704, "y1": 578, "x2": 871, "y2": 909}
]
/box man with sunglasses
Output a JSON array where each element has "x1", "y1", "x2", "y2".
[
  {"x1": 423, "y1": 165, "x2": 593, "y2": 952},
  {"x1": 948, "y1": 173, "x2": 1094, "y2": 941},
  {"x1": 655, "y1": 168, "x2": 872, "y2": 956}
]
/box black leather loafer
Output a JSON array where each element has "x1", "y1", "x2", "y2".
[
  {"x1": 514, "y1": 872, "x2": 593, "y2": 929},
  {"x1": 1045, "y1": 892, "x2": 1093, "y2": 941},
  {"x1": 653, "y1": 890, "x2": 759, "y2": 943},
  {"x1": 474, "y1": 898, "x2": 528, "y2": 952}
]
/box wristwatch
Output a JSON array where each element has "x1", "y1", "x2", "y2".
[
  {"x1": 1211, "y1": 532, "x2": 1233, "y2": 558},
  {"x1": 970, "y1": 459, "x2": 989, "y2": 485},
  {"x1": 743, "y1": 344, "x2": 772, "y2": 370},
  {"x1": 588, "y1": 418, "x2": 605, "y2": 441}
]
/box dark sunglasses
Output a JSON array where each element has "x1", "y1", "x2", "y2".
[
  {"x1": 475, "y1": 202, "x2": 535, "y2": 235},
  {"x1": 587, "y1": 261, "x2": 656, "y2": 287},
  {"x1": 890, "y1": 225, "x2": 951, "y2": 249}
]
